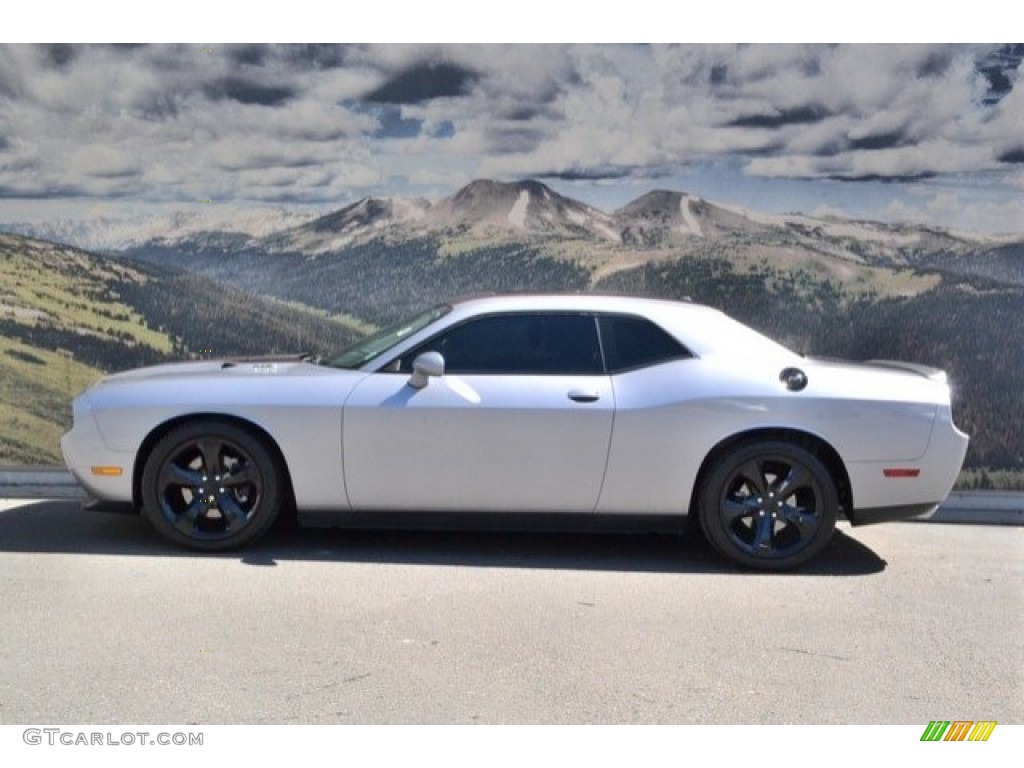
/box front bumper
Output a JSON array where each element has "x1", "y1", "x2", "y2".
[{"x1": 60, "y1": 409, "x2": 135, "y2": 505}]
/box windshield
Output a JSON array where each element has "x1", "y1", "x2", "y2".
[{"x1": 324, "y1": 304, "x2": 451, "y2": 370}]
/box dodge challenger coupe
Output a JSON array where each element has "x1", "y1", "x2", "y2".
[{"x1": 61, "y1": 294, "x2": 969, "y2": 569}]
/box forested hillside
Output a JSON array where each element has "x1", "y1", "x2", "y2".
[
  {"x1": 0, "y1": 234, "x2": 360, "y2": 464},
  {"x1": 122, "y1": 236, "x2": 592, "y2": 325}
]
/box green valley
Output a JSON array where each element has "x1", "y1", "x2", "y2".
[{"x1": 0, "y1": 234, "x2": 361, "y2": 464}]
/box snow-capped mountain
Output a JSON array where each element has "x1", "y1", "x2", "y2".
[
  {"x1": 258, "y1": 179, "x2": 621, "y2": 254},
  {"x1": 10, "y1": 179, "x2": 1019, "y2": 279},
  {"x1": 613, "y1": 190, "x2": 782, "y2": 245},
  {"x1": 428, "y1": 179, "x2": 620, "y2": 241},
  {"x1": 1, "y1": 207, "x2": 317, "y2": 251},
  {"x1": 261, "y1": 196, "x2": 430, "y2": 253},
  {"x1": 259, "y1": 179, "x2": 992, "y2": 261}
]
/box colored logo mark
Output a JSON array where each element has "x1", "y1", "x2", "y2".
[{"x1": 920, "y1": 720, "x2": 996, "y2": 742}]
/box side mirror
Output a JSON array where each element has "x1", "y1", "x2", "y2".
[{"x1": 408, "y1": 351, "x2": 445, "y2": 389}]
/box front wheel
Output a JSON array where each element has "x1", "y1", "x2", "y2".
[
  {"x1": 140, "y1": 421, "x2": 283, "y2": 551},
  {"x1": 698, "y1": 441, "x2": 838, "y2": 570}
]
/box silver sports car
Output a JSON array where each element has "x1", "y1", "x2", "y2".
[{"x1": 61, "y1": 294, "x2": 969, "y2": 569}]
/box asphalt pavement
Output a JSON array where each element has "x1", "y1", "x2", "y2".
[{"x1": 0, "y1": 495, "x2": 1021, "y2": 724}]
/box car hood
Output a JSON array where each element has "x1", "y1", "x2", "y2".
[{"x1": 95, "y1": 355, "x2": 323, "y2": 385}]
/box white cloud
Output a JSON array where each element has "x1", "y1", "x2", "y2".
[{"x1": 0, "y1": 43, "x2": 1021, "y2": 232}]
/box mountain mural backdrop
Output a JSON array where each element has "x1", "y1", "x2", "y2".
[{"x1": 2, "y1": 179, "x2": 1022, "y2": 484}]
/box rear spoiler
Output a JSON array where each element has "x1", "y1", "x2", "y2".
[{"x1": 864, "y1": 360, "x2": 947, "y2": 383}]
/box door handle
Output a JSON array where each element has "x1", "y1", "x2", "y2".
[{"x1": 568, "y1": 390, "x2": 600, "y2": 403}]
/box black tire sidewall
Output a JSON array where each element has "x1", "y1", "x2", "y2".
[{"x1": 140, "y1": 421, "x2": 282, "y2": 551}]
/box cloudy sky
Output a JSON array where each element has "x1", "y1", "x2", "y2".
[{"x1": 1, "y1": 42, "x2": 1022, "y2": 234}]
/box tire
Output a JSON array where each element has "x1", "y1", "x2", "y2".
[
  {"x1": 140, "y1": 420, "x2": 283, "y2": 551},
  {"x1": 698, "y1": 441, "x2": 838, "y2": 570}
]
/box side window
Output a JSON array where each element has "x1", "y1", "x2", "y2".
[
  {"x1": 598, "y1": 315, "x2": 691, "y2": 373},
  {"x1": 400, "y1": 313, "x2": 603, "y2": 375}
]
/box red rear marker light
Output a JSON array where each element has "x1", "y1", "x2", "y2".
[{"x1": 883, "y1": 468, "x2": 921, "y2": 478}]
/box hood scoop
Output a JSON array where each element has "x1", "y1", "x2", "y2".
[{"x1": 221, "y1": 352, "x2": 318, "y2": 370}]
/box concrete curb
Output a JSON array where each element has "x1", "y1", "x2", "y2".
[
  {"x1": 0, "y1": 466, "x2": 87, "y2": 500},
  {"x1": 1, "y1": 468, "x2": 1022, "y2": 525},
  {"x1": 920, "y1": 491, "x2": 1024, "y2": 526}
]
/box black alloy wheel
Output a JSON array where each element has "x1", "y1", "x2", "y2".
[
  {"x1": 141, "y1": 421, "x2": 283, "y2": 551},
  {"x1": 698, "y1": 441, "x2": 838, "y2": 570}
]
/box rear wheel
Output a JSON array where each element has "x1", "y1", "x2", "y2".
[
  {"x1": 140, "y1": 421, "x2": 283, "y2": 551},
  {"x1": 698, "y1": 441, "x2": 838, "y2": 570}
]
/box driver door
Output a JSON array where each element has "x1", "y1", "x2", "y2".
[{"x1": 341, "y1": 312, "x2": 614, "y2": 513}]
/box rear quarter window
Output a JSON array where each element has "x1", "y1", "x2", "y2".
[{"x1": 599, "y1": 315, "x2": 692, "y2": 373}]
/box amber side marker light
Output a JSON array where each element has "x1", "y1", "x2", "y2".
[
  {"x1": 90, "y1": 466, "x2": 123, "y2": 477},
  {"x1": 883, "y1": 468, "x2": 921, "y2": 478}
]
